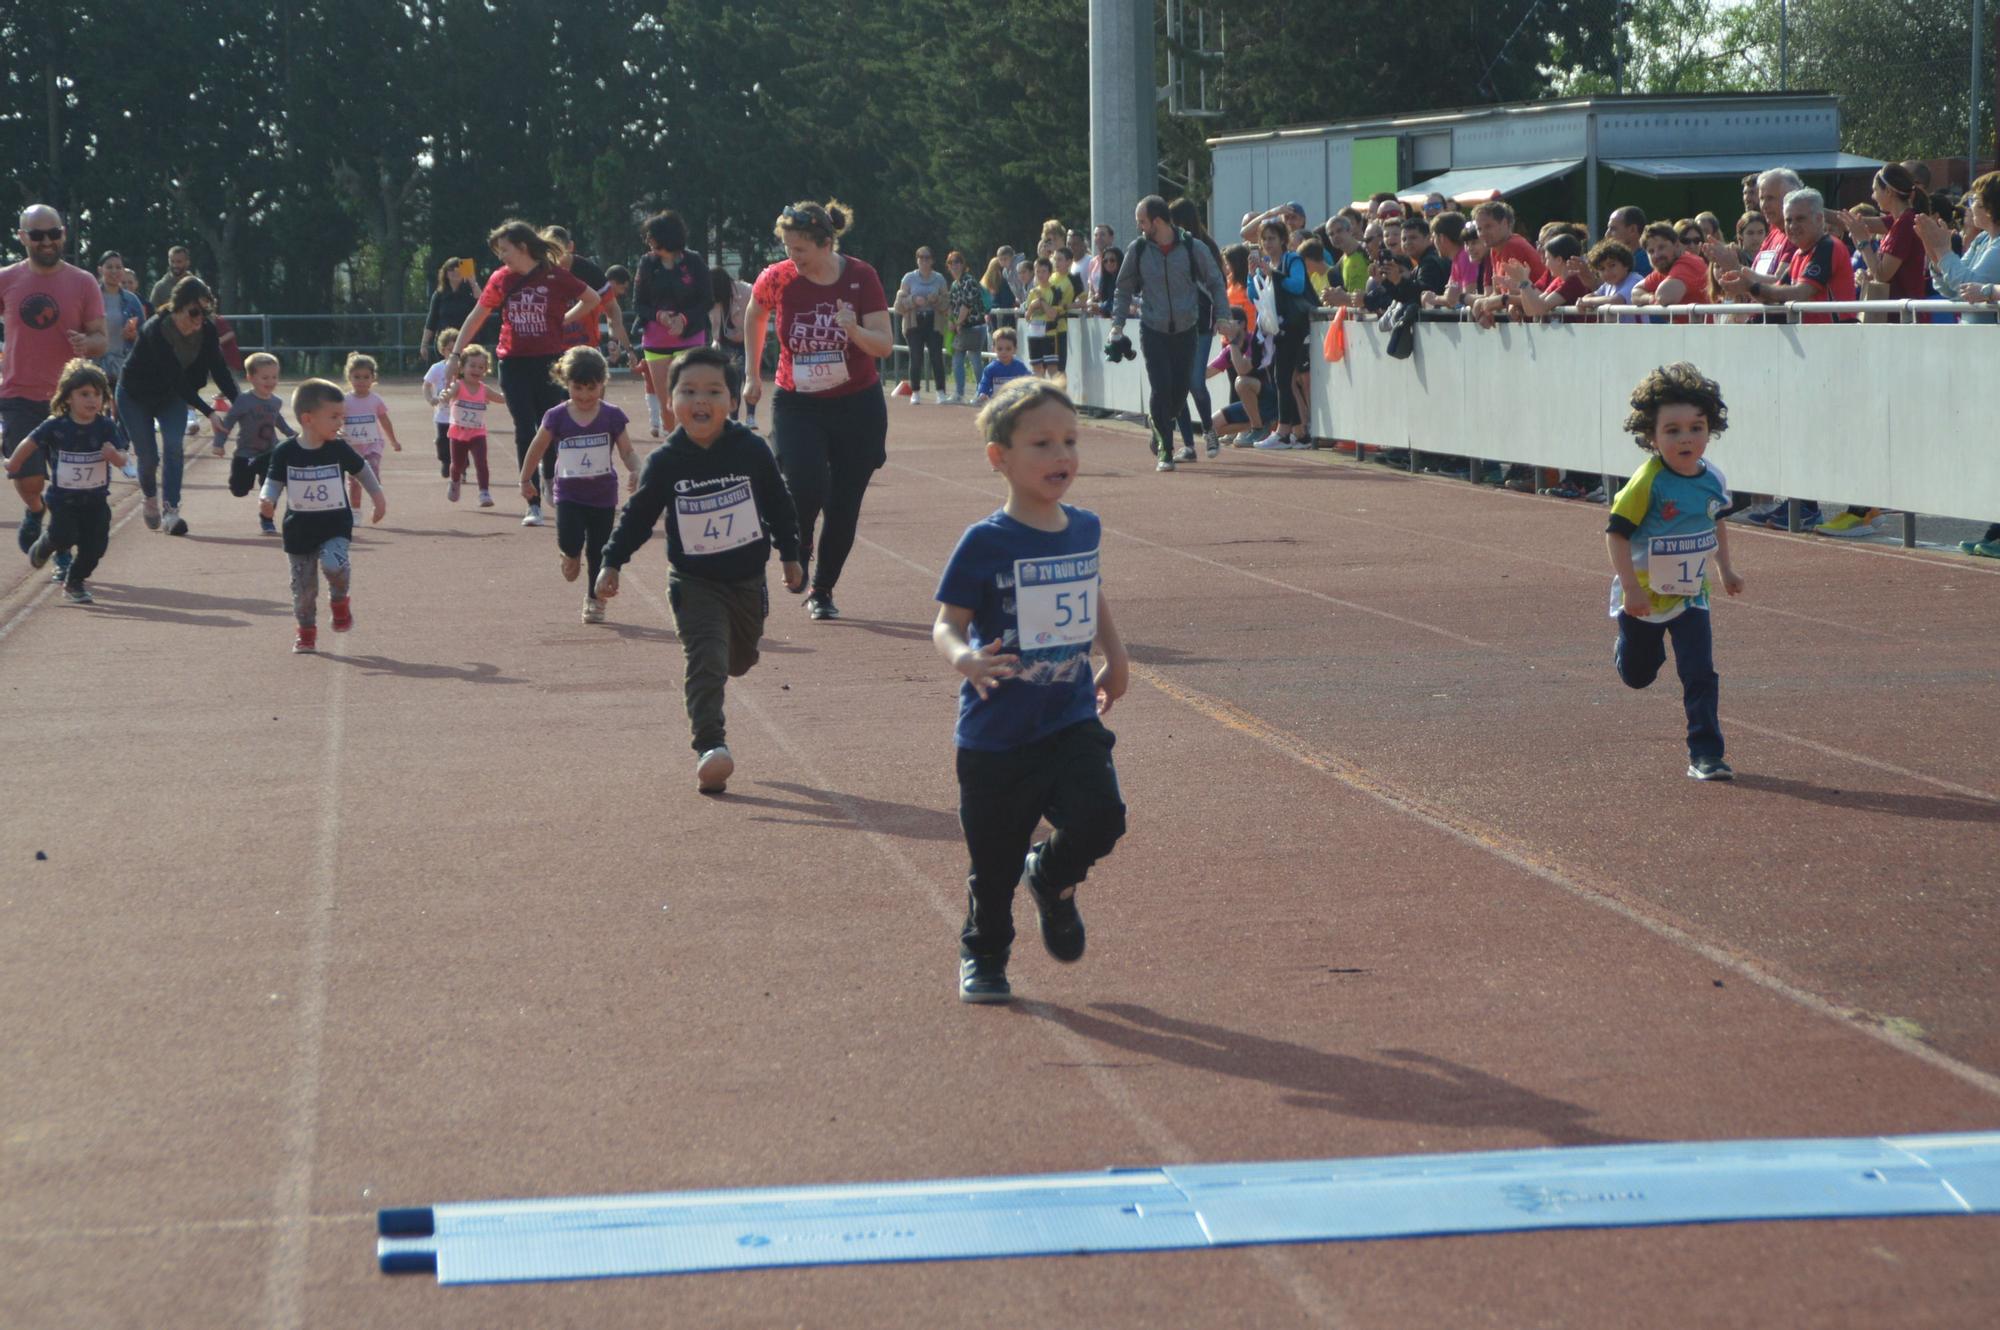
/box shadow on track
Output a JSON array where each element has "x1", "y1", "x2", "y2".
[
  {"x1": 91, "y1": 583, "x2": 289, "y2": 617},
  {"x1": 715, "y1": 780, "x2": 961, "y2": 841},
  {"x1": 1733, "y1": 773, "x2": 2000, "y2": 825},
  {"x1": 1018, "y1": 1001, "x2": 1638, "y2": 1147},
  {"x1": 818, "y1": 617, "x2": 934, "y2": 642},
  {"x1": 327, "y1": 654, "x2": 527, "y2": 685}
]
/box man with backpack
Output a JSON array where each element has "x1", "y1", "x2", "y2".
[{"x1": 1109, "y1": 195, "x2": 1231, "y2": 473}]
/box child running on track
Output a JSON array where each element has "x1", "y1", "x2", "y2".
[
  {"x1": 932, "y1": 379, "x2": 1130, "y2": 1004},
  {"x1": 9, "y1": 360, "x2": 126, "y2": 604},
  {"x1": 422, "y1": 328, "x2": 459, "y2": 478},
  {"x1": 596, "y1": 348, "x2": 803, "y2": 794},
  {"x1": 214, "y1": 352, "x2": 298, "y2": 533},
  {"x1": 341, "y1": 353, "x2": 401, "y2": 507},
  {"x1": 1605, "y1": 362, "x2": 1745, "y2": 781},
  {"x1": 517, "y1": 347, "x2": 639, "y2": 624},
  {"x1": 441, "y1": 344, "x2": 503, "y2": 506},
  {"x1": 261, "y1": 378, "x2": 387, "y2": 654}
]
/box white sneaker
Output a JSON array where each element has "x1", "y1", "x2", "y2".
[
  {"x1": 161, "y1": 504, "x2": 188, "y2": 536},
  {"x1": 122, "y1": 459, "x2": 138, "y2": 480},
  {"x1": 478, "y1": 490, "x2": 494, "y2": 507},
  {"x1": 521, "y1": 505, "x2": 544, "y2": 527},
  {"x1": 696, "y1": 745, "x2": 734, "y2": 793},
  {"x1": 1205, "y1": 431, "x2": 1220, "y2": 458},
  {"x1": 1252, "y1": 433, "x2": 1288, "y2": 449},
  {"x1": 1175, "y1": 445, "x2": 1197, "y2": 462},
  {"x1": 581, "y1": 597, "x2": 605, "y2": 624},
  {"x1": 559, "y1": 552, "x2": 581, "y2": 582},
  {"x1": 1283, "y1": 437, "x2": 1313, "y2": 450},
  {"x1": 1156, "y1": 457, "x2": 1176, "y2": 472}
]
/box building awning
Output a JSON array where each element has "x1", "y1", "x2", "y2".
[
  {"x1": 1604, "y1": 151, "x2": 1884, "y2": 179},
  {"x1": 1392, "y1": 159, "x2": 1584, "y2": 208}
]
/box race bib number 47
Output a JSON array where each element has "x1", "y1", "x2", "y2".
[
  {"x1": 1647, "y1": 530, "x2": 1716, "y2": 598},
  {"x1": 1013, "y1": 549, "x2": 1100, "y2": 649},
  {"x1": 674, "y1": 481, "x2": 762, "y2": 555},
  {"x1": 286, "y1": 463, "x2": 348, "y2": 513}
]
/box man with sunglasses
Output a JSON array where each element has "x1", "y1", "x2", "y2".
[{"x1": 2, "y1": 206, "x2": 108, "y2": 557}]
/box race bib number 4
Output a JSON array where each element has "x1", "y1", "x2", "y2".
[
  {"x1": 1013, "y1": 549, "x2": 1100, "y2": 650},
  {"x1": 674, "y1": 481, "x2": 762, "y2": 555},
  {"x1": 286, "y1": 463, "x2": 348, "y2": 513},
  {"x1": 1647, "y1": 530, "x2": 1717, "y2": 598},
  {"x1": 54, "y1": 449, "x2": 108, "y2": 490},
  {"x1": 556, "y1": 433, "x2": 612, "y2": 479}
]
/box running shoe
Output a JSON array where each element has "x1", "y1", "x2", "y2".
[
  {"x1": 26, "y1": 529, "x2": 52, "y2": 569},
  {"x1": 958, "y1": 955, "x2": 1012, "y2": 1004},
  {"x1": 696, "y1": 745, "x2": 734, "y2": 793},
  {"x1": 478, "y1": 490, "x2": 494, "y2": 507},
  {"x1": 1023, "y1": 845, "x2": 1085, "y2": 963},
  {"x1": 1791, "y1": 503, "x2": 1824, "y2": 527},
  {"x1": 1814, "y1": 508, "x2": 1880, "y2": 538},
  {"x1": 447, "y1": 478, "x2": 461, "y2": 503},
  {"x1": 1175, "y1": 445, "x2": 1196, "y2": 462},
  {"x1": 1687, "y1": 755, "x2": 1735, "y2": 782},
  {"x1": 293, "y1": 625, "x2": 317, "y2": 654},
  {"x1": 1205, "y1": 431, "x2": 1220, "y2": 458},
  {"x1": 142, "y1": 496, "x2": 161, "y2": 530},
  {"x1": 330, "y1": 597, "x2": 353, "y2": 632},
  {"x1": 1252, "y1": 433, "x2": 1287, "y2": 449},
  {"x1": 939, "y1": 392, "x2": 959, "y2": 405},
  {"x1": 1233, "y1": 432, "x2": 1263, "y2": 448},
  {"x1": 1283, "y1": 438, "x2": 1315, "y2": 450},
  {"x1": 559, "y1": 552, "x2": 581, "y2": 582},
  {"x1": 51, "y1": 551, "x2": 73, "y2": 582},
  {"x1": 1970, "y1": 540, "x2": 2000, "y2": 559},
  {"x1": 806, "y1": 592, "x2": 840, "y2": 621},
  {"x1": 581, "y1": 597, "x2": 605, "y2": 624},
  {"x1": 17, "y1": 508, "x2": 42, "y2": 554},
  {"x1": 122, "y1": 458, "x2": 138, "y2": 480},
  {"x1": 1156, "y1": 456, "x2": 1176, "y2": 471},
  {"x1": 521, "y1": 504, "x2": 544, "y2": 527},
  {"x1": 1504, "y1": 474, "x2": 1537, "y2": 493},
  {"x1": 61, "y1": 582, "x2": 92, "y2": 605},
  {"x1": 439, "y1": 460, "x2": 450, "y2": 478},
  {"x1": 260, "y1": 515, "x2": 277, "y2": 535},
  {"x1": 1584, "y1": 486, "x2": 1608, "y2": 503},
  {"x1": 161, "y1": 505, "x2": 188, "y2": 537},
  {"x1": 1547, "y1": 481, "x2": 1584, "y2": 499}
]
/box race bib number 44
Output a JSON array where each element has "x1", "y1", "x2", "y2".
[
  {"x1": 674, "y1": 482, "x2": 762, "y2": 555},
  {"x1": 344, "y1": 414, "x2": 383, "y2": 448},
  {"x1": 286, "y1": 463, "x2": 348, "y2": 513},
  {"x1": 54, "y1": 449, "x2": 108, "y2": 490},
  {"x1": 1647, "y1": 530, "x2": 1717, "y2": 598},
  {"x1": 556, "y1": 433, "x2": 612, "y2": 479},
  {"x1": 1013, "y1": 549, "x2": 1100, "y2": 649}
]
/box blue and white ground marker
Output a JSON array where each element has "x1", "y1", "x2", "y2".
[{"x1": 376, "y1": 1133, "x2": 2000, "y2": 1286}]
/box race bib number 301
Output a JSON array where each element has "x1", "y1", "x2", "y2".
[
  {"x1": 1647, "y1": 530, "x2": 1717, "y2": 598},
  {"x1": 674, "y1": 481, "x2": 762, "y2": 555},
  {"x1": 286, "y1": 463, "x2": 348, "y2": 513},
  {"x1": 1013, "y1": 549, "x2": 1100, "y2": 649}
]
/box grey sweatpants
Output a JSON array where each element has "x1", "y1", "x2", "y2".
[
  {"x1": 288, "y1": 536, "x2": 351, "y2": 627},
  {"x1": 667, "y1": 571, "x2": 767, "y2": 754}
]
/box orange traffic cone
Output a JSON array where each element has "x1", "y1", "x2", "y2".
[{"x1": 892, "y1": 379, "x2": 914, "y2": 398}]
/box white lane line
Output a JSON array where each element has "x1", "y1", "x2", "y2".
[
  {"x1": 852, "y1": 522, "x2": 2000, "y2": 1105},
  {"x1": 0, "y1": 488, "x2": 156, "y2": 646},
  {"x1": 630, "y1": 578, "x2": 1348, "y2": 1327},
  {"x1": 884, "y1": 461, "x2": 1998, "y2": 802},
  {"x1": 261, "y1": 665, "x2": 348, "y2": 1329},
  {"x1": 0, "y1": 1212, "x2": 373, "y2": 1246}
]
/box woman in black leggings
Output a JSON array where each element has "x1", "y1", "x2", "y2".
[
  {"x1": 447, "y1": 220, "x2": 601, "y2": 527},
  {"x1": 742, "y1": 199, "x2": 893, "y2": 621}
]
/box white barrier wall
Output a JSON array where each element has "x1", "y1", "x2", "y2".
[{"x1": 1065, "y1": 316, "x2": 2000, "y2": 522}]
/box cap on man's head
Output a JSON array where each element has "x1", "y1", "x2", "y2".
[{"x1": 1284, "y1": 201, "x2": 1306, "y2": 215}]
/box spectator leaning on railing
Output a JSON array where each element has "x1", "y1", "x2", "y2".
[
  {"x1": 1605, "y1": 206, "x2": 1653, "y2": 276},
  {"x1": 1400, "y1": 216, "x2": 1450, "y2": 297},
  {"x1": 1629, "y1": 223, "x2": 1708, "y2": 316},
  {"x1": 1717, "y1": 188, "x2": 1854, "y2": 322},
  {"x1": 1917, "y1": 170, "x2": 2000, "y2": 317},
  {"x1": 1421, "y1": 212, "x2": 1473, "y2": 310},
  {"x1": 1574, "y1": 240, "x2": 1640, "y2": 319},
  {"x1": 1473, "y1": 201, "x2": 1547, "y2": 294}
]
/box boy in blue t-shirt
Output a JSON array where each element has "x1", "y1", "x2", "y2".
[
  {"x1": 1604, "y1": 362, "x2": 1745, "y2": 781},
  {"x1": 7, "y1": 359, "x2": 127, "y2": 604},
  {"x1": 974, "y1": 328, "x2": 1033, "y2": 405},
  {"x1": 933, "y1": 380, "x2": 1130, "y2": 1003}
]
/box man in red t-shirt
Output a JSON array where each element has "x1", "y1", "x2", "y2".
[
  {"x1": 1472, "y1": 201, "x2": 1548, "y2": 291},
  {"x1": 1630, "y1": 224, "x2": 1709, "y2": 320},
  {"x1": 1720, "y1": 189, "x2": 1854, "y2": 324},
  {"x1": 1, "y1": 204, "x2": 108, "y2": 550}
]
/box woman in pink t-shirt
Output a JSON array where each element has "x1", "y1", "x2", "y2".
[
  {"x1": 447, "y1": 220, "x2": 600, "y2": 527},
  {"x1": 742, "y1": 199, "x2": 892, "y2": 621}
]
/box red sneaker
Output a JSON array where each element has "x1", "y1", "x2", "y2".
[
  {"x1": 330, "y1": 597, "x2": 353, "y2": 632},
  {"x1": 293, "y1": 626, "x2": 318, "y2": 654}
]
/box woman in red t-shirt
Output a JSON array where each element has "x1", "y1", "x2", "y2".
[
  {"x1": 742, "y1": 199, "x2": 893, "y2": 620},
  {"x1": 448, "y1": 220, "x2": 600, "y2": 526},
  {"x1": 1849, "y1": 164, "x2": 1932, "y2": 302}
]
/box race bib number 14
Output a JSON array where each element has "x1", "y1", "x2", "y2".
[
  {"x1": 1647, "y1": 530, "x2": 1716, "y2": 598},
  {"x1": 1013, "y1": 549, "x2": 1100, "y2": 649}
]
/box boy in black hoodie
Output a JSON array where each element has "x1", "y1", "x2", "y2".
[{"x1": 596, "y1": 348, "x2": 804, "y2": 793}]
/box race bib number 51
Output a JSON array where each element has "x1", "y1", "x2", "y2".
[
  {"x1": 1647, "y1": 530, "x2": 1716, "y2": 598},
  {"x1": 1013, "y1": 549, "x2": 1100, "y2": 649}
]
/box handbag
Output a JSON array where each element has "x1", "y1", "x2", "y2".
[
  {"x1": 1859, "y1": 276, "x2": 1894, "y2": 324},
  {"x1": 1383, "y1": 300, "x2": 1418, "y2": 361}
]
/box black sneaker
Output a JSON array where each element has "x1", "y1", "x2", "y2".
[
  {"x1": 62, "y1": 582, "x2": 92, "y2": 605},
  {"x1": 26, "y1": 530, "x2": 53, "y2": 570},
  {"x1": 958, "y1": 955, "x2": 1012, "y2": 1004},
  {"x1": 1687, "y1": 755, "x2": 1735, "y2": 782},
  {"x1": 1024, "y1": 845, "x2": 1085, "y2": 963},
  {"x1": 50, "y1": 550, "x2": 72, "y2": 582},
  {"x1": 17, "y1": 508, "x2": 43, "y2": 554},
  {"x1": 806, "y1": 592, "x2": 839, "y2": 621}
]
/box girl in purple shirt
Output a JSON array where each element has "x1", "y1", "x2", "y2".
[{"x1": 516, "y1": 347, "x2": 640, "y2": 623}]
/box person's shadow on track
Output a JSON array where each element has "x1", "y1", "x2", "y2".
[
  {"x1": 90, "y1": 583, "x2": 289, "y2": 618},
  {"x1": 819, "y1": 618, "x2": 934, "y2": 642},
  {"x1": 1732, "y1": 773, "x2": 2000, "y2": 825},
  {"x1": 718, "y1": 780, "x2": 961, "y2": 841},
  {"x1": 328, "y1": 654, "x2": 526, "y2": 685},
  {"x1": 1019, "y1": 1001, "x2": 1637, "y2": 1148}
]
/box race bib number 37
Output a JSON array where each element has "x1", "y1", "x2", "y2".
[
  {"x1": 1013, "y1": 549, "x2": 1100, "y2": 649},
  {"x1": 55, "y1": 449, "x2": 108, "y2": 490},
  {"x1": 1647, "y1": 530, "x2": 1716, "y2": 598},
  {"x1": 674, "y1": 481, "x2": 762, "y2": 555},
  {"x1": 286, "y1": 463, "x2": 348, "y2": 513}
]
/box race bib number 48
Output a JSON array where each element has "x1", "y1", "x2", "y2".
[
  {"x1": 54, "y1": 449, "x2": 108, "y2": 490},
  {"x1": 1013, "y1": 549, "x2": 1100, "y2": 649},
  {"x1": 1647, "y1": 530, "x2": 1716, "y2": 598},
  {"x1": 674, "y1": 481, "x2": 762, "y2": 555},
  {"x1": 286, "y1": 463, "x2": 348, "y2": 513}
]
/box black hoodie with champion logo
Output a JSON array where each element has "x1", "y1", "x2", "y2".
[{"x1": 599, "y1": 422, "x2": 801, "y2": 582}]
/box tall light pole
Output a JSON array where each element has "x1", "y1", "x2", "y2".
[{"x1": 1975, "y1": 0, "x2": 1988, "y2": 176}]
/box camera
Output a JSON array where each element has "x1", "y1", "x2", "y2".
[{"x1": 1104, "y1": 332, "x2": 1136, "y2": 363}]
